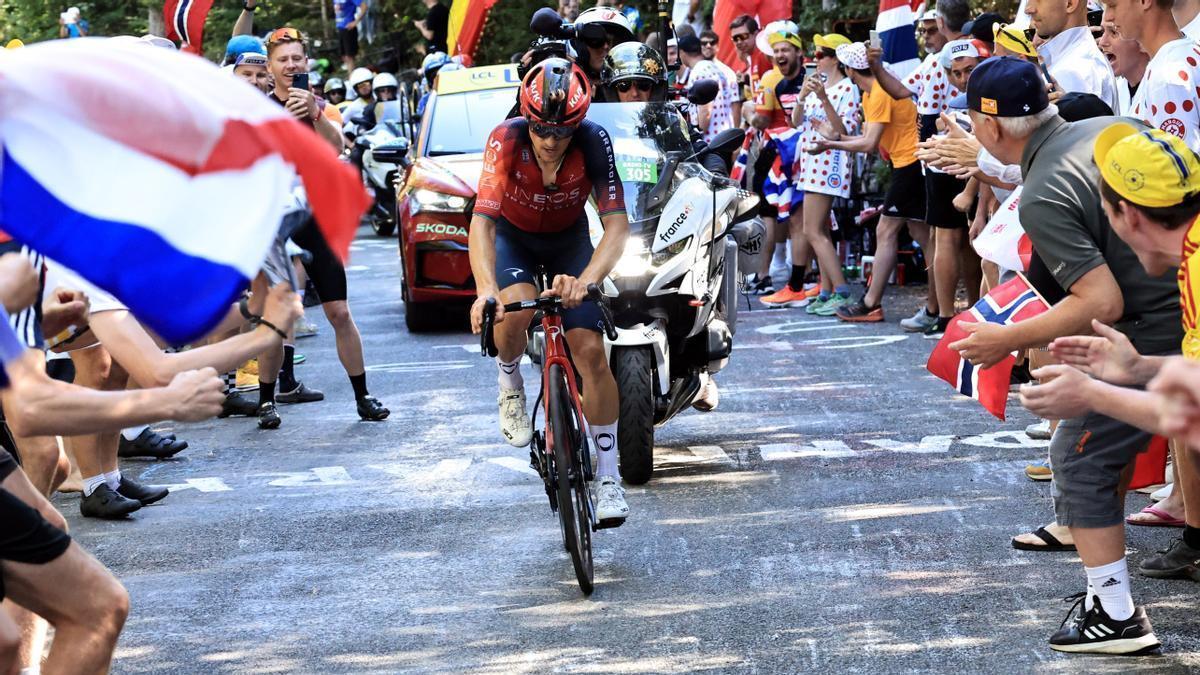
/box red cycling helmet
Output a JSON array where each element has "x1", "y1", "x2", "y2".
[{"x1": 519, "y1": 57, "x2": 591, "y2": 129}]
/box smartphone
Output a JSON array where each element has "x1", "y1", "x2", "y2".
[
  {"x1": 291, "y1": 72, "x2": 309, "y2": 91},
  {"x1": 869, "y1": 30, "x2": 881, "y2": 49},
  {"x1": 804, "y1": 62, "x2": 817, "y2": 79}
]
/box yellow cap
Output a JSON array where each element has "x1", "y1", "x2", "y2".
[
  {"x1": 767, "y1": 31, "x2": 803, "y2": 51},
  {"x1": 5, "y1": 39, "x2": 23, "y2": 50},
  {"x1": 993, "y1": 23, "x2": 1037, "y2": 58},
  {"x1": 1094, "y1": 122, "x2": 1200, "y2": 208},
  {"x1": 812, "y1": 33, "x2": 851, "y2": 50}
]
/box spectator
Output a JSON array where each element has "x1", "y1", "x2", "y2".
[
  {"x1": 958, "y1": 57, "x2": 1182, "y2": 654},
  {"x1": 678, "y1": 35, "x2": 740, "y2": 144},
  {"x1": 265, "y1": 28, "x2": 344, "y2": 151},
  {"x1": 1025, "y1": 0, "x2": 1119, "y2": 111},
  {"x1": 816, "y1": 42, "x2": 925, "y2": 322},
  {"x1": 1112, "y1": 0, "x2": 1200, "y2": 152},
  {"x1": 963, "y1": 11, "x2": 1004, "y2": 50},
  {"x1": 700, "y1": 29, "x2": 719, "y2": 61},
  {"x1": 334, "y1": 0, "x2": 367, "y2": 72},
  {"x1": 415, "y1": 0, "x2": 450, "y2": 54},
  {"x1": 1094, "y1": 6, "x2": 1148, "y2": 115},
  {"x1": 57, "y1": 7, "x2": 87, "y2": 39},
  {"x1": 728, "y1": 14, "x2": 773, "y2": 122},
  {"x1": 232, "y1": 52, "x2": 272, "y2": 94},
  {"x1": 1176, "y1": 0, "x2": 1200, "y2": 38}
]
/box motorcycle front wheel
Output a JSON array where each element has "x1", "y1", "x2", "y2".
[{"x1": 610, "y1": 346, "x2": 655, "y2": 485}]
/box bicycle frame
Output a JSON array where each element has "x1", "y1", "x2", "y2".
[{"x1": 537, "y1": 310, "x2": 594, "y2": 497}]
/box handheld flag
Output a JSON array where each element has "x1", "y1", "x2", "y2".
[
  {"x1": 163, "y1": 0, "x2": 215, "y2": 55},
  {"x1": 761, "y1": 127, "x2": 802, "y2": 219},
  {"x1": 926, "y1": 273, "x2": 1049, "y2": 420},
  {"x1": 448, "y1": 0, "x2": 500, "y2": 59},
  {"x1": 877, "y1": 0, "x2": 925, "y2": 80},
  {"x1": 0, "y1": 38, "x2": 370, "y2": 345},
  {"x1": 972, "y1": 186, "x2": 1034, "y2": 273}
]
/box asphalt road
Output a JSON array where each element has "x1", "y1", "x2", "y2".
[{"x1": 58, "y1": 228, "x2": 1200, "y2": 673}]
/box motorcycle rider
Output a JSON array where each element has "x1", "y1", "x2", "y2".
[
  {"x1": 323, "y1": 77, "x2": 348, "y2": 108},
  {"x1": 344, "y1": 67, "x2": 376, "y2": 118},
  {"x1": 359, "y1": 72, "x2": 400, "y2": 132},
  {"x1": 417, "y1": 51, "x2": 451, "y2": 116},
  {"x1": 572, "y1": 7, "x2": 635, "y2": 100},
  {"x1": 468, "y1": 58, "x2": 632, "y2": 525}
]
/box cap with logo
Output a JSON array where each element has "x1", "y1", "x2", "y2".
[
  {"x1": 1094, "y1": 122, "x2": 1200, "y2": 208},
  {"x1": 758, "y1": 19, "x2": 802, "y2": 54},
  {"x1": 920, "y1": 8, "x2": 938, "y2": 21},
  {"x1": 992, "y1": 23, "x2": 1037, "y2": 58},
  {"x1": 812, "y1": 33, "x2": 851, "y2": 50},
  {"x1": 834, "y1": 42, "x2": 870, "y2": 71},
  {"x1": 234, "y1": 52, "x2": 269, "y2": 69},
  {"x1": 966, "y1": 56, "x2": 1048, "y2": 117},
  {"x1": 939, "y1": 38, "x2": 990, "y2": 69}
]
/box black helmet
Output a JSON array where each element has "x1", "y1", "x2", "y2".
[{"x1": 600, "y1": 41, "x2": 667, "y2": 100}]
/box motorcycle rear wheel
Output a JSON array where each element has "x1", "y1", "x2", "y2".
[{"x1": 610, "y1": 346, "x2": 655, "y2": 485}]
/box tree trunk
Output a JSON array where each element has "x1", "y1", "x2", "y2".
[{"x1": 148, "y1": 6, "x2": 164, "y2": 37}]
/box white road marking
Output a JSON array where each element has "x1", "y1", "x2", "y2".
[
  {"x1": 687, "y1": 445, "x2": 736, "y2": 466},
  {"x1": 755, "y1": 319, "x2": 843, "y2": 335},
  {"x1": 759, "y1": 440, "x2": 858, "y2": 460},
  {"x1": 960, "y1": 431, "x2": 1050, "y2": 449},
  {"x1": 801, "y1": 335, "x2": 910, "y2": 350},
  {"x1": 862, "y1": 435, "x2": 955, "y2": 454},
  {"x1": 160, "y1": 477, "x2": 232, "y2": 493},
  {"x1": 366, "y1": 360, "x2": 474, "y2": 373},
  {"x1": 487, "y1": 456, "x2": 539, "y2": 476},
  {"x1": 266, "y1": 467, "x2": 357, "y2": 487}
]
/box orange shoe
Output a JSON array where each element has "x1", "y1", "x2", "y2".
[
  {"x1": 803, "y1": 284, "x2": 821, "y2": 299},
  {"x1": 760, "y1": 285, "x2": 810, "y2": 308}
]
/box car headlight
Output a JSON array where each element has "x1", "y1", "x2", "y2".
[
  {"x1": 652, "y1": 236, "x2": 691, "y2": 266},
  {"x1": 409, "y1": 188, "x2": 470, "y2": 215}
]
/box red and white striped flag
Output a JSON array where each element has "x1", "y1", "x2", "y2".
[{"x1": 163, "y1": 0, "x2": 215, "y2": 55}]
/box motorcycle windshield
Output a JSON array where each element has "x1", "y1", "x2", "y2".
[{"x1": 586, "y1": 102, "x2": 696, "y2": 232}]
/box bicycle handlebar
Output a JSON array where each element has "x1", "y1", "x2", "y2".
[{"x1": 480, "y1": 283, "x2": 618, "y2": 358}]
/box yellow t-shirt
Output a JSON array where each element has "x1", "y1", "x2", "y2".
[
  {"x1": 863, "y1": 86, "x2": 918, "y2": 169},
  {"x1": 1180, "y1": 215, "x2": 1200, "y2": 360}
]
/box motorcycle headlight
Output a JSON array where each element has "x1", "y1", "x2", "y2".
[
  {"x1": 409, "y1": 188, "x2": 469, "y2": 215},
  {"x1": 652, "y1": 236, "x2": 691, "y2": 266},
  {"x1": 612, "y1": 238, "x2": 653, "y2": 278}
]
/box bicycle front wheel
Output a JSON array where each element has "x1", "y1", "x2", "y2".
[{"x1": 548, "y1": 364, "x2": 594, "y2": 595}]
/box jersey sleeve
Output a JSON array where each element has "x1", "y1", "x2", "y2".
[
  {"x1": 901, "y1": 60, "x2": 925, "y2": 97},
  {"x1": 1141, "y1": 76, "x2": 1200, "y2": 153},
  {"x1": 579, "y1": 122, "x2": 625, "y2": 218},
  {"x1": 474, "y1": 123, "x2": 514, "y2": 221},
  {"x1": 864, "y1": 90, "x2": 892, "y2": 125}
]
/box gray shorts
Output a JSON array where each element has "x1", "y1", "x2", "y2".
[{"x1": 1050, "y1": 411, "x2": 1153, "y2": 528}]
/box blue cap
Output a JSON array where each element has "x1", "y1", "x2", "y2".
[
  {"x1": 225, "y1": 35, "x2": 265, "y2": 60},
  {"x1": 967, "y1": 56, "x2": 1049, "y2": 118},
  {"x1": 948, "y1": 93, "x2": 968, "y2": 110}
]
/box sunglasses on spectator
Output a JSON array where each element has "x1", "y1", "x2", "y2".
[
  {"x1": 267, "y1": 27, "x2": 305, "y2": 45},
  {"x1": 731, "y1": 33, "x2": 751, "y2": 42},
  {"x1": 920, "y1": 25, "x2": 940, "y2": 36},
  {"x1": 615, "y1": 79, "x2": 654, "y2": 93},
  {"x1": 701, "y1": 39, "x2": 717, "y2": 46},
  {"x1": 530, "y1": 122, "x2": 577, "y2": 139}
]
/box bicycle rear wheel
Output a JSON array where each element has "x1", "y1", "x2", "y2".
[{"x1": 548, "y1": 364, "x2": 594, "y2": 595}]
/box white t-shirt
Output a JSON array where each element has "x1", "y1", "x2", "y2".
[
  {"x1": 1130, "y1": 38, "x2": 1200, "y2": 152},
  {"x1": 1038, "y1": 26, "x2": 1119, "y2": 113},
  {"x1": 902, "y1": 52, "x2": 960, "y2": 116},
  {"x1": 1182, "y1": 12, "x2": 1200, "y2": 40},
  {"x1": 796, "y1": 77, "x2": 861, "y2": 198},
  {"x1": 687, "y1": 59, "x2": 740, "y2": 144}
]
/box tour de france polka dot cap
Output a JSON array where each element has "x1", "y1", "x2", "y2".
[
  {"x1": 834, "y1": 42, "x2": 869, "y2": 71},
  {"x1": 1094, "y1": 122, "x2": 1200, "y2": 208}
]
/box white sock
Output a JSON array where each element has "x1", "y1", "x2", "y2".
[
  {"x1": 772, "y1": 242, "x2": 787, "y2": 269},
  {"x1": 20, "y1": 666, "x2": 41, "y2": 675},
  {"x1": 590, "y1": 421, "x2": 618, "y2": 479},
  {"x1": 1086, "y1": 558, "x2": 1135, "y2": 621},
  {"x1": 496, "y1": 357, "x2": 523, "y2": 390},
  {"x1": 82, "y1": 474, "x2": 107, "y2": 497},
  {"x1": 121, "y1": 425, "x2": 148, "y2": 441},
  {"x1": 104, "y1": 469, "x2": 121, "y2": 490}
]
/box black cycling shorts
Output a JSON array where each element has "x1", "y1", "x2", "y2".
[
  {"x1": 0, "y1": 480, "x2": 72, "y2": 601},
  {"x1": 924, "y1": 170, "x2": 968, "y2": 229},
  {"x1": 493, "y1": 216, "x2": 604, "y2": 333},
  {"x1": 291, "y1": 218, "x2": 348, "y2": 304},
  {"x1": 882, "y1": 162, "x2": 926, "y2": 221}
]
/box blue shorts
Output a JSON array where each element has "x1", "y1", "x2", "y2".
[{"x1": 493, "y1": 217, "x2": 604, "y2": 333}]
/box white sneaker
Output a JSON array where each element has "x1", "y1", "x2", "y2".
[
  {"x1": 692, "y1": 373, "x2": 720, "y2": 412},
  {"x1": 593, "y1": 476, "x2": 629, "y2": 524},
  {"x1": 1025, "y1": 420, "x2": 1053, "y2": 440},
  {"x1": 498, "y1": 388, "x2": 533, "y2": 447},
  {"x1": 899, "y1": 306, "x2": 939, "y2": 332}
]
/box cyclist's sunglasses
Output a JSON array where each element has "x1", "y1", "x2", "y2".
[
  {"x1": 530, "y1": 122, "x2": 577, "y2": 139},
  {"x1": 267, "y1": 27, "x2": 305, "y2": 45},
  {"x1": 615, "y1": 79, "x2": 654, "y2": 93}
]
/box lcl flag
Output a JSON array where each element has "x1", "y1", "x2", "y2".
[{"x1": 164, "y1": 0, "x2": 215, "y2": 55}]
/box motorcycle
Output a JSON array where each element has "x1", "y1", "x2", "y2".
[
  {"x1": 586, "y1": 102, "x2": 760, "y2": 485},
  {"x1": 352, "y1": 102, "x2": 413, "y2": 237}
]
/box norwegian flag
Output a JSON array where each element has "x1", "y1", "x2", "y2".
[
  {"x1": 729, "y1": 129, "x2": 755, "y2": 186},
  {"x1": 926, "y1": 274, "x2": 1050, "y2": 420},
  {"x1": 163, "y1": 0, "x2": 215, "y2": 55}
]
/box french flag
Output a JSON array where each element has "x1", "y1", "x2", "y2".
[
  {"x1": 926, "y1": 274, "x2": 1049, "y2": 420},
  {"x1": 0, "y1": 38, "x2": 369, "y2": 345},
  {"x1": 877, "y1": 0, "x2": 925, "y2": 81}
]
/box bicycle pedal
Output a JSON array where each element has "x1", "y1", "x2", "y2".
[{"x1": 595, "y1": 517, "x2": 626, "y2": 531}]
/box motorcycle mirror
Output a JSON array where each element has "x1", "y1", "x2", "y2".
[
  {"x1": 530, "y1": 7, "x2": 568, "y2": 38},
  {"x1": 686, "y1": 79, "x2": 719, "y2": 105},
  {"x1": 702, "y1": 128, "x2": 746, "y2": 158},
  {"x1": 371, "y1": 138, "x2": 411, "y2": 165}
]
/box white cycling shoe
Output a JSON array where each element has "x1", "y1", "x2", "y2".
[
  {"x1": 593, "y1": 476, "x2": 629, "y2": 526},
  {"x1": 498, "y1": 388, "x2": 533, "y2": 447}
]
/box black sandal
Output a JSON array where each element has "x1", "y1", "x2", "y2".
[{"x1": 1012, "y1": 526, "x2": 1077, "y2": 552}]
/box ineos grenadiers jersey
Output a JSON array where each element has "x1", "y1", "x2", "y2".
[{"x1": 475, "y1": 118, "x2": 626, "y2": 233}]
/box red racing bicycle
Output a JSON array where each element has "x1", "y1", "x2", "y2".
[{"x1": 480, "y1": 284, "x2": 617, "y2": 594}]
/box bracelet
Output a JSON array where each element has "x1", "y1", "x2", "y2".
[
  {"x1": 255, "y1": 317, "x2": 288, "y2": 340},
  {"x1": 243, "y1": 2, "x2": 256, "y2": 11}
]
